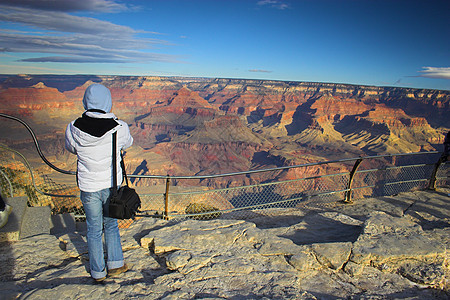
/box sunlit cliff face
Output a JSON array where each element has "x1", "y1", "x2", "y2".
[{"x1": 0, "y1": 75, "x2": 448, "y2": 187}]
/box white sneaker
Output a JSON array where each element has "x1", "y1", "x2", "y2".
[{"x1": 0, "y1": 205, "x2": 12, "y2": 229}]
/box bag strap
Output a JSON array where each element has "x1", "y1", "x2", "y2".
[{"x1": 112, "y1": 131, "x2": 118, "y2": 196}]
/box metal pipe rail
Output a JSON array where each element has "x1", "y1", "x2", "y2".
[
  {"x1": 0, "y1": 112, "x2": 442, "y2": 181},
  {"x1": 1, "y1": 112, "x2": 448, "y2": 221},
  {"x1": 0, "y1": 144, "x2": 77, "y2": 198},
  {"x1": 0, "y1": 113, "x2": 74, "y2": 175}
]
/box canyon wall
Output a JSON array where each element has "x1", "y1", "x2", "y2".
[{"x1": 0, "y1": 75, "x2": 448, "y2": 188}]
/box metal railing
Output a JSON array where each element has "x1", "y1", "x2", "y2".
[{"x1": 1, "y1": 113, "x2": 448, "y2": 227}]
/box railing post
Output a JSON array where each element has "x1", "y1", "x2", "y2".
[
  {"x1": 344, "y1": 158, "x2": 363, "y2": 203},
  {"x1": 164, "y1": 175, "x2": 170, "y2": 220},
  {"x1": 428, "y1": 155, "x2": 444, "y2": 190}
]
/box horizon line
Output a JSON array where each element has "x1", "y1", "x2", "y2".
[{"x1": 0, "y1": 73, "x2": 449, "y2": 92}]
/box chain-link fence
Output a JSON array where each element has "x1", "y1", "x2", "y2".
[
  {"x1": 0, "y1": 113, "x2": 448, "y2": 225},
  {"x1": 349, "y1": 154, "x2": 441, "y2": 199},
  {"x1": 164, "y1": 171, "x2": 350, "y2": 221},
  {"x1": 0, "y1": 144, "x2": 81, "y2": 210},
  {"x1": 163, "y1": 153, "x2": 448, "y2": 221},
  {"x1": 1, "y1": 142, "x2": 448, "y2": 226}
]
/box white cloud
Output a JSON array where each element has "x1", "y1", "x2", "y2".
[
  {"x1": 257, "y1": 0, "x2": 289, "y2": 10},
  {"x1": 0, "y1": 7, "x2": 140, "y2": 36},
  {"x1": 249, "y1": 69, "x2": 272, "y2": 73},
  {"x1": 0, "y1": 0, "x2": 129, "y2": 12},
  {"x1": 418, "y1": 67, "x2": 450, "y2": 79},
  {"x1": 0, "y1": 31, "x2": 178, "y2": 63},
  {"x1": 0, "y1": 5, "x2": 179, "y2": 64}
]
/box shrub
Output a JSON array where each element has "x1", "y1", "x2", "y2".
[{"x1": 185, "y1": 202, "x2": 221, "y2": 220}]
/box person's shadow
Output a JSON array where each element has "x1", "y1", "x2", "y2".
[{"x1": 131, "y1": 160, "x2": 148, "y2": 185}]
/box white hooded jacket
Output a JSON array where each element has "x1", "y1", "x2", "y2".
[{"x1": 65, "y1": 84, "x2": 133, "y2": 192}]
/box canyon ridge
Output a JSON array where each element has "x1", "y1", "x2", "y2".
[{"x1": 0, "y1": 74, "x2": 449, "y2": 189}]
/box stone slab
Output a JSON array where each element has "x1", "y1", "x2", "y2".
[
  {"x1": 19, "y1": 206, "x2": 51, "y2": 239},
  {"x1": 0, "y1": 196, "x2": 28, "y2": 242}
]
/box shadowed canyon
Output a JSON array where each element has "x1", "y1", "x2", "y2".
[{"x1": 0, "y1": 75, "x2": 449, "y2": 189}]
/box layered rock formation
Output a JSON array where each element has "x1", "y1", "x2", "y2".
[{"x1": 0, "y1": 75, "x2": 448, "y2": 187}]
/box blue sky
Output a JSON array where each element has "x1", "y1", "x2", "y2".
[{"x1": 0, "y1": 0, "x2": 449, "y2": 90}]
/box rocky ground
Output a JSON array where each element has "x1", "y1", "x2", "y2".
[{"x1": 0, "y1": 189, "x2": 449, "y2": 299}]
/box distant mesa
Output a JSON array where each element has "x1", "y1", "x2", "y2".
[{"x1": 32, "y1": 82, "x2": 46, "y2": 89}]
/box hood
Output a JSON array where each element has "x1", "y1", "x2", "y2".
[{"x1": 82, "y1": 84, "x2": 112, "y2": 112}]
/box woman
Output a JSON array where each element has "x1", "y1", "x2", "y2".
[{"x1": 65, "y1": 83, "x2": 133, "y2": 282}]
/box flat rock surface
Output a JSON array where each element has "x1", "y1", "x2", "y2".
[{"x1": 0, "y1": 189, "x2": 449, "y2": 299}]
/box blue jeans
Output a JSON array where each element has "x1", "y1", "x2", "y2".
[{"x1": 80, "y1": 188, "x2": 124, "y2": 279}]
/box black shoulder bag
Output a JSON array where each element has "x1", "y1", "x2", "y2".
[{"x1": 109, "y1": 131, "x2": 141, "y2": 219}]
